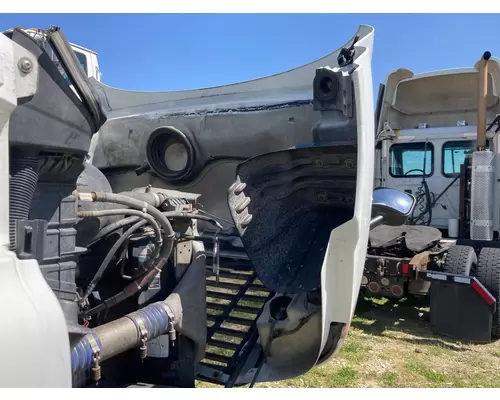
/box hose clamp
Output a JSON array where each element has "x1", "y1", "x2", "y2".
[
  {"x1": 136, "y1": 317, "x2": 149, "y2": 361},
  {"x1": 159, "y1": 302, "x2": 177, "y2": 346},
  {"x1": 87, "y1": 335, "x2": 101, "y2": 382},
  {"x1": 159, "y1": 302, "x2": 175, "y2": 322}
]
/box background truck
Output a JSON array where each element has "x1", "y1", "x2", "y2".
[{"x1": 364, "y1": 52, "x2": 500, "y2": 342}]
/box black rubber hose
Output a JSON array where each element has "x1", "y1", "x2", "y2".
[
  {"x1": 91, "y1": 212, "x2": 223, "y2": 245},
  {"x1": 160, "y1": 212, "x2": 224, "y2": 230},
  {"x1": 78, "y1": 209, "x2": 162, "y2": 245},
  {"x1": 81, "y1": 257, "x2": 169, "y2": 318},
  {"x1": 423, "y1": 180, "x2": 433, "y2": 226},
  {"x1": 77, "y1": 208, "x2": 162, "y2": 304},
  {"x1": 9, "y1": 151, "x2": 40, "y2": 250},
  {"x1": 412, "y1": 174, "x2": 460, "y2": 225},
  {"x1": 79, "y1": 218, "x2": 149, "y2": 304},
  {"x1": 86, "y1": 211, "x2": 223, "y2": 289},
  {"x1": 90, "y1": 215, "x2": 139, "y2": 244},
  {"x1": 88, "y1": 192, "x2": 175, "y2": 262},
  {"x1": 411, "y1": 180, "x2": 433, "y2": 226}
]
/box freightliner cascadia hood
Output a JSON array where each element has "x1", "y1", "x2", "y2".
[{"x1": 90, "y1": 24, "x2": 375, "y2": 384}]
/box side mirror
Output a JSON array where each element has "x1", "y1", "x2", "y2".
[{"x1": 370, "y1": 188, "x2": 416, "y2": 229}]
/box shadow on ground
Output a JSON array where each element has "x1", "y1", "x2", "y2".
[{"x1": 352, "y1": 294, "x2": 493, "y2": 351}]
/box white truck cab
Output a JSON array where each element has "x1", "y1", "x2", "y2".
[
  {"x1": 375, "y1": 60, "x2": 500, "y2": 234},
  {"x1": 64, "y1": 41, "x2": 102, "y2": 83}
]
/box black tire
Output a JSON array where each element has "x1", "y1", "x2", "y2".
[
  {"x1": 477, "y1": 247, "x2": 500, "y2": 338},
  {"x1": 443, "y1": 245, "x2": 476, "y2": 276}
]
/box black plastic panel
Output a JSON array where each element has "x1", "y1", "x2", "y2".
[
  {"x1": 6, "y1": 29, "x2": 97, "y2": 156},
  {"x1": 228, "y1": 145, "x2": 357, "y2": 293}
]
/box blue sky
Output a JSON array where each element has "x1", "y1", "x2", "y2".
[{"x1": 1, "y1": 14, "x2": 499, "y2": 98}]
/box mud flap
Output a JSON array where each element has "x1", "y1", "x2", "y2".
[{"x1": 227, "y1": 144, "x2": 357, "y2": 294}]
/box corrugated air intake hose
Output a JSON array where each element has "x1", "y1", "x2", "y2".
[{"x1": 9, "y1": 148, "x2": 40, "y2": 250}]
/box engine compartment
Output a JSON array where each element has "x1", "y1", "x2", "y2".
[{"x1": 5, "y1": 27, "x2": 213, "y2": 388}]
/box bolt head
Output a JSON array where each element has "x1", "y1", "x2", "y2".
[{"x1": 18, "y1": 58, "x2": 33, "y2": 73}]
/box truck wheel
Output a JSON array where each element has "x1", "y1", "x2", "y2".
[
  {"x1": 477, "y1": 247, "x2": 500, "y2": 338},
  {"x1": 443, "y1": 245, "x2": 476, "y2": 276}
]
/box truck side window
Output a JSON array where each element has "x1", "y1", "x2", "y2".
[
  {"x1": 442, "y1": 140, "x2": 475, "y2": 177},
  {"x1": 59, "y1": 50, "x2": 89, "y2": 85},
  {"x1": 74, "y1": 50, "x2": 88, "y2": 75},
  {"x1": 389, "y1": 142, "x2": 434, "y2": 178}
]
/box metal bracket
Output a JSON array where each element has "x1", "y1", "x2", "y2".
[
  {"x1": 376, "y1": 121, "x2": 397, "y2": 142},
  {"x1": 310, "y1": 66, "x2": 356, "y2": 145},
  {"x1": 339, "y1": 69, "x2": 354, "y2": 118},
  {"x1": 337, "y1": 35, "x2": 359, "y2": 67},
  {"x1": 15, "y1": 219, "x2": 47, "y2": 261},
  {"x1": 212, "y1": 233, "x2": 220, "y2": 284},
  {"x1": 312, "y1": 66, "x2": 355, "y2": 118}
]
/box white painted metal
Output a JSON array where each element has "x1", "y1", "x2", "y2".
[
  {"x1": 319, "y1": 24, "x2": 375, "y2": 360},
  {"x1": 0, "y1": 33, "x2": 71, "y2": 388}
]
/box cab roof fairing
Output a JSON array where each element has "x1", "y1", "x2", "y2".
[{"x1": 376, "y1": 57, "x2": 500, "y2": 134}]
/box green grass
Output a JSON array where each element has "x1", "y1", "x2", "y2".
[
  {"x1": 380, "y1": 372, "x2": 398, "y2": 387},
  {"x1": 330, "y1": 367, "x2": 358, "y2": 387},
  {"x1": 197, "y1": 295, "x2": 500, "y2": 389},
  {"x1": 405, "y1": 362, "x2": 446, "y2": 383}
]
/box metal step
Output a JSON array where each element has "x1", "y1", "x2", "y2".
[
  {"x1": 208, "y1": 338, "x2": 239, "y2": 351},
  {"x1": 215, "y1": 327, "x2": 246, "y2": 339},
  {"x1": 205, "y1": 352, "x2": 233, "y2": 364},
  {"x1": 197, "y1": 249, "x2": 274, "y2": 387}
]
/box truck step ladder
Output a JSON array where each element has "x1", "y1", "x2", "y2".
[{"x1": 197, "y1": 243, "x2": 274, "y2": 387}]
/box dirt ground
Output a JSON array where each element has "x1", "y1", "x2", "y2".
[{"x1": 197, "y1": 295, "x2": 500, "y2": 388}]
